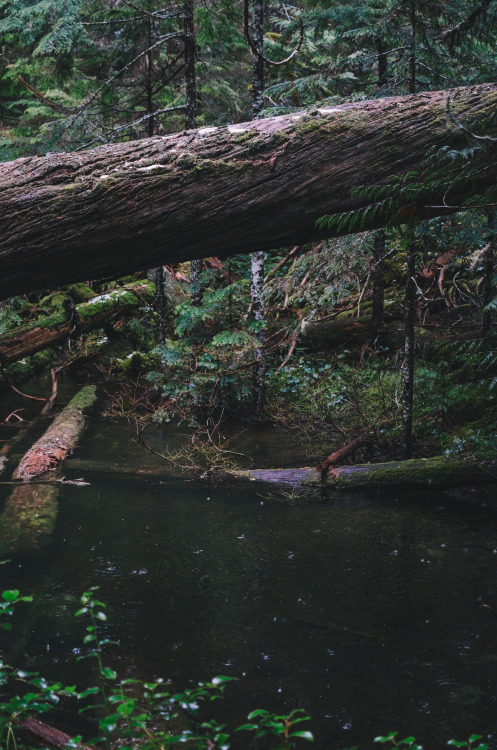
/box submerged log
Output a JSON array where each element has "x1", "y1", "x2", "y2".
[
  {"x1": 0, "y1": 282, "x2": 153, "y2": 366},
  {"x1": 0, "y1": 83, "x2": 496, "y2": 299},
  {"x1": 12, "y1": 385, "x2": 97, "y2": 481},
  {"x1": 0, "y1": 482, "x2": 59, "y2": 555},
  {"x1": 236, "y1": 453, "x2": 497, "y2": 492}
]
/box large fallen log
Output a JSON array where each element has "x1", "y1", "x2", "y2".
[
  {"x1": 1, "y1": 83, "x2": 496, "y2": 299},
  {"x1": 0, "y1": 282, "x2": 153, "y2": 366},
  {"x1": 233, "y1": 453, "x2": 497, "y2": 492},
  {"x1": 12, "y1": 385, "x2": 97, "y2": 480}
]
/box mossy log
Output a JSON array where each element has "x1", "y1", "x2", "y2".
[
  {"x1": 0, "y1": 282, "x2": 153, "y2": 365},
  {"x1": 0, "y1": 482, "x2": 59, "y2": 555},
  {"x1": 234, "y1": 453, "x2": 497, "y2": 492},
  {"x1": 12, "y1": 385, "x2": 97, "y2": 481},
  {"x1": 0, "y1": 83, "x2": 496, "y2": 299}
]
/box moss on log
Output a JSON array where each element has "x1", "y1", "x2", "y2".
[
  {"x1": 12, "y1": 385, "x2": 97, "y2": 481},
  {"x1": 0, "y1": 483, "x2": 59, "y2": 555},
  {"x1": 0, "y1": 282, "x2": 153, "y2": 366},
  {"x1": 236, "y1": 453, "x2": 497, "y2": 492},
  {"x1": 0, "y1": 84, "x2": 496, "y2": 299}
]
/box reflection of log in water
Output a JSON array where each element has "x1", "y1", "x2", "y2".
[
  {"x1": 0, "y1": 385, "x2": 97, "y2": 554},
  {"x1": 0, "y1": 482, "x2": 59, "y2": 555}
]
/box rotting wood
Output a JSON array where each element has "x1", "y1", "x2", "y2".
[
  {"x1": 16, "y1": 716, "x2": 98, "y2": 750},
  {"x1": 12, "y1": 385, "x2": 97, "y2": 481},
  {"x1": 0, "y1": 282, "x2": 153, "y2": 366},
  {"x1": 0, "y1": 84, "x2": 496, "y2": 299},
  {"x1": 316, "y1": 435, "x2": 365, "y2": 474}
]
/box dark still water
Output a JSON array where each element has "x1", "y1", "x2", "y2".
[{"x1": 2, "y1": 415, "x2": 497, "y2": 748}]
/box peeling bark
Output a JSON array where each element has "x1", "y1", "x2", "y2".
[
  {"x1": 0, "y1": 84, "x2": 496, "y2": 299},
  {"x1": 12, "y1": 385, "x2": 97, "y2": 481}
]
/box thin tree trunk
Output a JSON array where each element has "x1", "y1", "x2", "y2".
[
  {"x1": 251, "y1": 0, "x2": 264, "y2": 118},
  {"x1": 409, "y1": 2, "x2": 416, "y2": 94},
  {"x1": 482, "y1": 208, "x2": 496, "y2": 334},
  {"x1": 184, "y1": 0, "x2": 197, "y2": 130},
  {"x1": 251, "y1": 250, "x2": 266, "y2": 410},
  {"x1": 152, "y1": 266, "x2": 167, "y2": 345},
  {"x1": 184, "y1": 0, "x2": 203, "y2": 308},
  {"x1": 371, "y1": 229, "x2": 386, "y2": 341},
  {"x1": 377, "y1": 38, "x2": 387, "y2": 87},
  {"x1": 401, "y1": 238, "x2": 416, "y2": 460},
  {"x1": 250, "y1": 0, "x2": 266, "y2": 410}
]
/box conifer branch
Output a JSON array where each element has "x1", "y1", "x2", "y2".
[{"x1": 244, "y1": 0, "x2": 304, "y2": 67}]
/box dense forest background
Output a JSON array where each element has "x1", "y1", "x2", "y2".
[{"x1": 0, "y1": 0, "x2": 497, "y2": 470}]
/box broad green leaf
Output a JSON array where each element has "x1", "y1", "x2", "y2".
[
  {"x1": 2, "y1": 590, "x2": 19, "y2": 602},
  {"x1": 290, "y1": 730, "x2": 314, "y2": 741}
]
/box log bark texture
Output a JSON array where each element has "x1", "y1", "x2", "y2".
[
  {"x1": 12, "y1": 385, "x2": 97, "y2": 480},
  {"x1": 0, "y1": 283, "x2": 152, "y2": 365},
  {"x1": 17, "y1": 716, "x2": 98, "y2": 750},
  {"x1": 1, "y1": 83, "x2": 496, "y2": 300},
  {"x1": 235, "y1": 453, "x2": 497, "y2": 492}
]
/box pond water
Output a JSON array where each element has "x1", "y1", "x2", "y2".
[{"x1": 1, "y1": 390, "x2": 497, "y2": 748}]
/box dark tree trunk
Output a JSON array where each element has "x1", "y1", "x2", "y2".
[
  {"x1": 251, "y1": 0, "x2": 265, "y2": 118},
  {"x1": 409, "y1": 2, "x2": 417, "y2": 94},
  {"x1": 401, "y1": 238, "x2": 416, "y2": 460},
  {"x1": 482, "y1": 208, "x2": 496, "y2": 334},
  {"x1": 377, "y1": 38, "x2": 387, "y2": 87},
  {"x1": 370, "y1": 229, "x2": 386, "y2": 341},
  {"x1": 152, "y1": 266, "x2": 167, "y2": 345},
  {"x1": 0, "y1": 84, "x2": 496, "y2": 300},
  {"x1": 184, "y1": 0, "x2": 197, "y2": 130}
]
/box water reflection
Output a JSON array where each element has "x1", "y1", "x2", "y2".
[{"x1": 0, "y1": 418, "x2": 497, "y2": 748}]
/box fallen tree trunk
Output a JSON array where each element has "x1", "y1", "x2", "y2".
[
  {"x1": 0, "y1": 282, "x2": 152, "y2": 366},
  {"x1": 12, "y1": 385, "x2": 97, "y2": 480},
  {"x1": 234, "y1": 453, "x2": 497, "y2": 492},
  {"x1": 1, "y1": 83, "x2": 496, "y2": 299},
  {"x1": 16, "y1": 716, "x2": 97, "y2": 750},
  {"x1": 64, "y1": 453, "x2": 497, "y2": 495}
]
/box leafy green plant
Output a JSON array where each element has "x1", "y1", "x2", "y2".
[{"x1": 236, "y1": 707, "x2": 314, "y2": 749}]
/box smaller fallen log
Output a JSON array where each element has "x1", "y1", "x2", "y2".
[
  {"x1": 12, "y1": 385, "x2": 97, "y2": 481},
  {"x1": 316, "y1": 435, "x2": 365, "y2": 474},
  {"x1": 235, "y1": 453, "x2": 497, "y2": 493},
  {"x1": 0, "y1": 283, "x2": 153, "y2": 366},
  {"x1": 16, "y1": 716, "x2": 97, "y2": 750}
]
